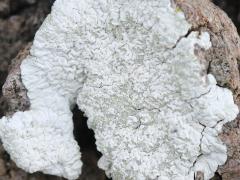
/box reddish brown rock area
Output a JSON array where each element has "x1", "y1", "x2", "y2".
[
  {"x1": 219, "y1": 116, "x2": 240, "y2": 180},
  {"x1": 2, "y1": 43, "x2": 31, "y2": 116},
  {"x1": 174, "y1": 0, "x2": 240, "y2": 179}
]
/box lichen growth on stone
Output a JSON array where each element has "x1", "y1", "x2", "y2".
[{"x1": 0, "y1": 0, "x2": 238, "y2": 179}]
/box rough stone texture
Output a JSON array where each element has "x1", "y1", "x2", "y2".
[
  {"x1": 195, "y1": 171, "x2": 204, "y2": 180},
  {"x1": 219, "y1": 116, "x2": 240, "y2": 180},
  {"x1": 2, "y1": 44, "x2": 31, "y2": 116},
  {"x1": 174, "y1": 0, "x2": 240, "y2": 179}
]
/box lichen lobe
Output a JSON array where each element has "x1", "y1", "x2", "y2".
[{"x1": 0, "y1": 0, "x2": 239, "y2": 180}]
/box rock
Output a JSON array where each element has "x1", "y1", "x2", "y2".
[
  {"x1": 0, "y1": 159, "x2": 6, "y2": 176},
  {"x1": 2, "y1": 44, "x2": 31, "y2": 116}
]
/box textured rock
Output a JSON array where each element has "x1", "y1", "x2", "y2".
[
  {"x1": 218, "y1": 116, "x2": 240, "y2": 180},
  {"x1": 0, "y1": 159, "x2": 7, "y2": 176},
  {"x1": 3, "y1": 44, "x2": 31, "y2": 116}
]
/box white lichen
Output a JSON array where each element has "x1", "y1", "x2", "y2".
[{"x1": 0, "y1": 0, "x2": 238, "y2": 179}]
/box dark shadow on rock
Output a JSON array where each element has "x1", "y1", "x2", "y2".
[{"x1": 72, "y1": 105, "x2": 109, "y2": 180}]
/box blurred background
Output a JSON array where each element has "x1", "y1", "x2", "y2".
[
  {"x1": 213, "y1": 0, "x2": 240, "y2": 33},
  {"x1": 0, "y1": 0, "x2": 239, "y2": 179}
]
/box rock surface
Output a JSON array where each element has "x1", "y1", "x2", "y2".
[{"x1": 3, "y1": 44, "x2": 31, "y2": 116}]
